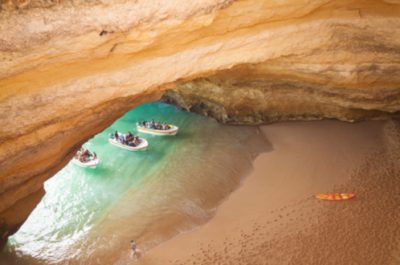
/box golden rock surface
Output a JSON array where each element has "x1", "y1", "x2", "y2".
[{"x1": 1, "y1": 0, "x2": 399, "y2": 247}]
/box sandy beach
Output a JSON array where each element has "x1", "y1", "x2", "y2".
[{"x1": 136, "y1": 120, "x2": 400, "y2": 265}]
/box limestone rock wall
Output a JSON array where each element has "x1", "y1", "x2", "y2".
[
  {"x1": 163, "y1": 60, "x2": 400, "y2": 124},
  {"x1": 1, "y1": 0, "x2": 400, "y2": 248}
]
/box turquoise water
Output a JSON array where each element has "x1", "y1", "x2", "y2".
[{"x1": 1, "y1": 102, "x2": 267, "y2": 265}]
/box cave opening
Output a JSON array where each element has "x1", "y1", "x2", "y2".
[{"x1": 0, "y1": 101, "x2": 268, "y2": 265}]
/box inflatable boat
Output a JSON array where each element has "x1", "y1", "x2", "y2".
[
  {"x1": 136, "y1": 124, "x2": 179, "y2": 136},
  {"x1": 72, "y1": 157, "x2": 100, "y2": 168},
  {"x1": 108, "y1": 137, "x2": 148, "y2": 151}
]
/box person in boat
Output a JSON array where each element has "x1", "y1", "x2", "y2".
[
  {"x1": 78, "y1": 150, "x2": 84, "y2": 162},
  {"x1": 113, "y1": 131, "x2": 119, "y2": 141},
  {"x1": 84, "y1": 149, "x2": 93, "y2": 161},
  {"x1": 120, "y1": 132, "x2": 134, "y2": 146},
  {"x1": 130, "y1": 136, "x2": 136, "y2": 146},
  {"x1": 118, "y1": 132, "x2": 128, "y2": 145},
  {"x1": 141, "y1": 120, "x2": 171, "y2": 130},
  {"x1": 127, "y1": 136, "x2": 136, "y2": 147},
  {"x1": 161, "y1": 123, "x2": 169, "y2": 130},
  {"x1": 75, "y1": 148, "x2": 82, "y2": 158},
  {"x1": 75, "y1": 151, "x2": 80, "y2": 160},
  {"x1": 133, "y1": 136, "x2": 140, "y2": 146},
  {"x1": 82, "y1": 149, "x2": 89, "y2": 157},
  {"x1": 126, "y1": 132, "x2": 134, "y2": 142},
  {"x1": 78, "y1": 148, "x2": 87, "y2": 162}
]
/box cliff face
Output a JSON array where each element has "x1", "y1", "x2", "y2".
[
  {"x1": 163, "y1": 60, "x2": 400, "y2": 124},
  {"x1": 1, "y1": 0, "x2": 400, "y2": 248}
]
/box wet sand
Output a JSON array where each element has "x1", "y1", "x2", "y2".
[{"x1": 136, "y1": 120, "x2": 400, "y2": 265}]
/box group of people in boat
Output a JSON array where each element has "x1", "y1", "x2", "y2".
[
  {"x1": 110, "y1": 131, "x2": 141, "y2": 147},
  {"x1": 75, "y1": 119, "x2": 175, "y2": 166},
  {"x1": 138, "y1": 120, "x2": 171, "y2": 130},
  {"x1": 75, "y1": 148, "x2": 97, "y2": 162}
]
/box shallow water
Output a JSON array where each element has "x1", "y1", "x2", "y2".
[{"x1": 1, "y1": 102, "x2": 268, "y2": 265}]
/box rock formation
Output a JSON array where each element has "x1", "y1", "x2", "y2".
[
  {"x1": 164, "y1": 60, "x2": 400, "y2": 124},
  {"x1": 1, "y1": 0, "x2": 400, "y2": 248}
]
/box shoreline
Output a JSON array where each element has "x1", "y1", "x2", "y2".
[
  {"x1": 136, "y1": 120, "x2": 400, "y2": 265},
  {"x1": 0, "y1": 103, "x2": 269, "y2": 265}
]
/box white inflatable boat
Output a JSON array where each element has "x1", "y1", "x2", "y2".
[
  {"x1": 108, "y1": 137, "x2": 148, "y2": 151},
  {"x1": 136, "y1": 124, "x2": 179, "y2": 136},
  {"x1": 72, "y1": 157, "x2": 100, "y2": 168}
]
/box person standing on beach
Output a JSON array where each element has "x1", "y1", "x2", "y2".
[{"x1": 130, "y1": 240, "x2": 138, "y2": 258}]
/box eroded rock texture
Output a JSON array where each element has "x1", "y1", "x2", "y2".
[
  {"x1": 164, "y1": 60, "x2": 400, "y2": 124},
  {"x1": 1, "y1": 0, "x2": 400, "y2": 248}
]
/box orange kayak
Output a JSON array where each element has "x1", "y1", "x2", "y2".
[{"x1": 315, "y1": 193, "x2": 355, "y2": 201}]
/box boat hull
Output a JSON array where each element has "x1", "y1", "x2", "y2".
[
  {"x1": 137, "y1": 125, "x2": 178, "y2": 136},
  {"x1": 108, "y1": 138, "x2": 148, "y2": 151},
  {"x1": 72, "y1": 158, "x2": 100, "y2": 168}
]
